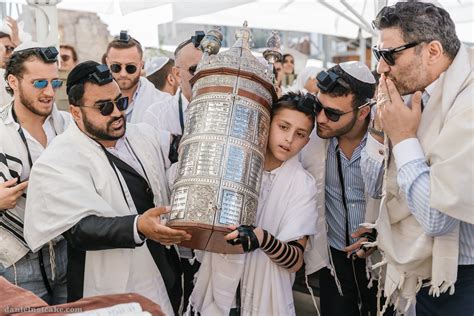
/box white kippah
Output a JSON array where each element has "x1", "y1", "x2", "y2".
[
  {"x1": 13, "y1": 41, "x2": 43, "y2": 53},
  {"x1": 340, "y1": 61, "x2": 375, "y2": 84},
  {"x1": 145, "y1": 56, "x2": 170, "y2": 76}
]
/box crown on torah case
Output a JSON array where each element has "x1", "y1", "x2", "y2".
[{"x1": 167, "y1": 24, "x2": 281, "y2": 254}]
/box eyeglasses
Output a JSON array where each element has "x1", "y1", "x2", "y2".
[
  {"x1": 61, "y1": 54, "x2": 72, "y2": 62},
  {"x1": 33, "y1": 79, "x2": 63, "y2": 90},
  {"x1": 315, "y1": 95, "x2": 374, "y2": 122},
  {"x1": 5, "y1": 46, "x2": 15, "y2": 53},
  {"x1": 372, "y1": 42, "x2": 419, "y2": 66},
  {"x1": 109, "y1": 64, "x2": 138, "y2": 74},
  {"x1": 81, "y1": 96, "x2": 129, "y2": 116}
]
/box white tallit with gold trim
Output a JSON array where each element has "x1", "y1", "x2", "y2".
[
  {"x1": 189, "y1": 156, "x2": 318, "y2": 316},
  {"x1": 372, "y1": 45, "x2": 474, "y2": 312}
]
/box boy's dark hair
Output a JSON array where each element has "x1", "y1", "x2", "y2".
[
  {"x1": 272, "y1": 92, "x2": 316, "y2": 131},
  {"x1": 60, "y1": 44, "x2": 78, "y2": 62},
  {"x1": 4, "y1": 48, "x2": 57, "y2": 96},
  {"x1": 106, "y1": 34, "x2": 143, "y2": 58},
  {"x1": 146, "y1": 59, "x2": 175, "y2": 90},
  {"x1": 372, "y1": 2, "x2": 460, "y2": 60},
  {"x1": 321, "y1": 65, "x2": 376, "y2": 109}
]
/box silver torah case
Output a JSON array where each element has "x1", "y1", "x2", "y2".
[{"x1": 168, "y1": 24, "x2": 279, "y2": 253}]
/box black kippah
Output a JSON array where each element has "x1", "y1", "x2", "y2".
[{"x1": 66, "y1": 60, "x2": 116, "y2": 95}]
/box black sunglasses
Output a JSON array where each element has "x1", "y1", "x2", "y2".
[
  {"x1": 372, "y1": 42, "x2": 419, "y2": 66},
  {"x1": 5, "y1": 46, "x2": 15, "y2": 53},
  {"x1": 82, "y1": 96, "x2": 129, "y2": 116},
  {"x1": 315, "y1": 95, "x2": 374, "y2": 122},
  {"x1": 109, "y1": 64, "x2": 138, "y2": 74}
]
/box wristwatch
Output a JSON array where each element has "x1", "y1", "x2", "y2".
[{"x1": 369, "y1": 119, "x2": 384, "y2": 138}]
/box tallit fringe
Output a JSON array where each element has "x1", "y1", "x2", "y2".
[
  {"x1": 304, "y1": 274, "x2": 321, "y2": 316},
  {"x1": 48, "y1": 241, "x2": 56, "y2": 281},
  {"x1": 429, "y1": 282, "x2": 455, "y2": 297},
  {"x1": 327, "y1": 244, "x2": 343, "y2": 296}
]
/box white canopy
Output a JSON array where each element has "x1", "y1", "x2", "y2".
[{"x1": 176, "y1": 0, "x2": 474, "y2": 43}]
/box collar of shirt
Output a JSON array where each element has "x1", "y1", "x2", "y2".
[
  {"x1": 125, "y1": 79, "x2": 143, "y2": 119},
  {"x1": 403, "y1": 75, "x2": 441, "y2": 108},
  {"x1": 329, "y1": 133, "x2": 368, "y2": 158},
  {"x1": 106, "y1": 137, "x2": 144, "y2": 178},
  {"x1": 4, "y1": 104, "x2": 55, "y2": 139}
]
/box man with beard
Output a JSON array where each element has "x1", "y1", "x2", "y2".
[
  {"x1": 0, "y1": 42, "x2": 69, "y2": 303},
  {"x1": 106, "y1": 31, "x2": 167, "y2": 124},
  {"x1": 301, "y1": 61, "x2": 381, "y2": 316},
  {"x1": 23, "y1": 61, "x2": 191, "y2": 314},
  {"x1": 361, "y1": 2, "x2": 473, "y2": 315}
]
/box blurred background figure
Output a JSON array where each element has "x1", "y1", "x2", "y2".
[
  {"x1": 146, "y1": 56, "x2": 179, "y2": 96},
  {"x1": 59, "y1": 44, "x2": 78, "y2": 72},
  {"x1": 0, "y1": 17, "x2": 23, "y2": 69},
  {"x1": 290, "y1": 66, "x2": 323, "y2": 95},
  {"x1": 0, "y1": 42, "x2": 12, "y2": 106},
  {"x1": 282, "y1": 53, "x2": 297, "y2": 88}
]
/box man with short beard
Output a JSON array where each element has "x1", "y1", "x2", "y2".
[
  {"x1": 23, "y1": 61, "x2": 191, "y2": 312},
  {"x1": 301, "y1": 62, "x2": 383, "y2": 316},
  {"x1": 0, "y1": 42, "x2": 69, "y2": 303},
  {"x1": 106, "y1": 32, "x2": 167, "y2": 124},
  {"x1": 361, "y1": 2, "x2": 473, "y2": 315}
]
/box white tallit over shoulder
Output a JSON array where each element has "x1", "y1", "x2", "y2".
[
  {"x1": 189, "y1": 156, "x2": 318, "y2": 316},
  {"x1": 373, "y1": 45, "x2": 473, "y2": 312},
  {"x1": 23, "y1": 122, "x2": 173, "y2": 314},
  {"x1": 128, "y1": 77, "x2": 171, "y2": 124},
  {"x1": 0, "y1": 104, "x2": 69, "y2": 267}
]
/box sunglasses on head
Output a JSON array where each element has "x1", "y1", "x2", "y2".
[
  {"x1": 82, "y1": 96, "x2": 129, "y2": 116},
  {"x1": 33, "y1": 79, "x2": 63, "y2": 90},
  {"x1": 372, "y1": 42, "x2": 419, "y2": 66},
  {"x1": 109, "y1": 64, "x2": 138, "y2": 74},
  {"x1": 315, "y1": 95, "x2": 375, "y2": 122}
]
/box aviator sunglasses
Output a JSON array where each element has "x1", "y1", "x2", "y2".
[
  {"x1": 109, "y1": 64, "x2": 138, "y2": 74},
  {"x1": 315, "y1": 95, "x2": 375, "y2": 122},
  {"x1": 81, "y1": 96, "x2": 129, "y2": 116},
  {"x1": 372, "y1": 42, "x2": 419, "y2": 66},
  {"x1": 33, "y1": 79, "x2": 63, "y2": 90}
]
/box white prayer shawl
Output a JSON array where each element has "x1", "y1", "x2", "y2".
[
  {"x1": 300, "y1": 131, "x2": 381, "y2": 276},
  {"x1": 23, "y1": 122, "x2": 173, "y2": 315},
  {"x1": 189, "y1": 156, "x2": 318, "y2": 316},
  {"x1": 374, "y1": 45, "x2": 473, "y2": 312},
  {"x1": 0, "y1": 104, "x2": 69, "y2": 267},
  {"x1": 143, "y1": 89, "x2": 189, "y2": 135},
  {"x1": 127, "y1": 77, "x2": 170, "y2": 124}
]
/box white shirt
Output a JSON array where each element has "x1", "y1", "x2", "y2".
[
  {"x1": 143, "y1": 90, "x2": 189, "y2": 135},
  {"x1": 3, "y1": 109, "x2": 70, "y2": 180}
]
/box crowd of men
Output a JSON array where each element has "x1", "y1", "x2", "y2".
[{"x1": 0, "y1": 2, "x2": 472, "y2": 316}]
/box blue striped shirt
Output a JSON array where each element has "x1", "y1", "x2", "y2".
[
  {"x1": 325, "y1": 136, "x2": 368, "y2": 251},
  {"x1": 361, "y1": 135, "x2": 474, "y2": 265}
]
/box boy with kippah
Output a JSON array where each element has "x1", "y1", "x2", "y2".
[{"x1": 189, "y1": 92, "x2": 319, "y2": 315}]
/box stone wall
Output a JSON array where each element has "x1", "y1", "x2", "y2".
[{"x1": 58, "y1": 9, "x2": 110, "y2": 63}]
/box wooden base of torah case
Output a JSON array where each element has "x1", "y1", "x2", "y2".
[{"x1": 167, "y1": 24, "x2": 279, "y2": 253}]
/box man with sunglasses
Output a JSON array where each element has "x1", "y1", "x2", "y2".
[
  {"x1": 0, "y1": 42, "x2": 69, "y2": 303},
  {"x1": 23, "y1": 61, "x2": 191, "y2": 313},
  {"x1": 105, "y1": 32, "x2": 168, "y2": 124},
  {"x1": 301, "y1": 61, "x2": 382, "y2": 316},
  {"x1": 361, "y1": 2, "x2": 473, "y2": 315},
  {"x1": 59, "y1": 44, "x2": 78, "y2": 72}
]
